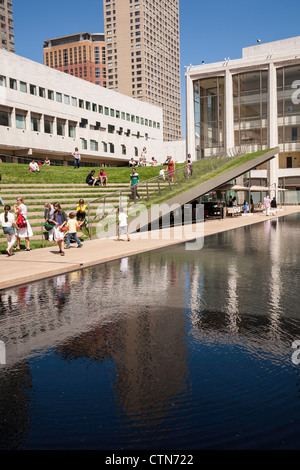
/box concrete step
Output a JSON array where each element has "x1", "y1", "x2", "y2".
[{"x1": 0, "y1": 179, "x2": 169, "y2": 243}]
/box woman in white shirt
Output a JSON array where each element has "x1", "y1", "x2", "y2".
[
  {"x1": 0, "y1": 204, "x2": 17, "y2": 256},
  {"x1": 141, "y1": 147, "x2": 147, "y2": 166},
  {"x1": 14, "y1": 197, "x2": 33, "y2": 251}
]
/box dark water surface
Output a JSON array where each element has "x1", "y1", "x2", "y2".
[{"x1": 0, "y1": 214, "x2": 300, "y2": 450}]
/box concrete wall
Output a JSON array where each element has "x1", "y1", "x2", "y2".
[{"x1": 0, "y1": 49, "x2": 164, "y2": 165}]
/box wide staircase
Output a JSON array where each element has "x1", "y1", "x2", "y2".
[{"x1": 0, "y1": 182, "x2": 167, "y2": 244}]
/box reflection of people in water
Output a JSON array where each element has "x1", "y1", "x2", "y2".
[
  {"x1": 53, "y1": 275, "x2": 70, "y2": 310},
  {"x1": 120, "y1": 257, "x2": 129, "y2": 274}
]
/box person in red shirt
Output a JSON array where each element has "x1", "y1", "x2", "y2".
[
  {"x1": 99, "y1": 169, "x2": 108, "y2": 186},
  {"x1": 167, "y1": 156, "x2": 175, "y2": 183}
]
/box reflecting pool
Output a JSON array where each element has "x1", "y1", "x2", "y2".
[{"x1": 0, "y1": 214, "x2": 300, "y2": 450}]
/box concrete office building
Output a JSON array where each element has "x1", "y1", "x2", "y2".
[
  {"x1": 186, "y1": 36, "x2": 300, "y2": 203},
  {"x1": 103, "y1": 0, "x2": 181, "y2": 142},
  {"x1": 43, "y1": 32, "x2": 106, "y2": 87},
  {"x1": 0, "y1": 49, "x2": 164, "y2": 165},
  {"x1": 0, "y1": 0, "x2": 15, "y2": 53}
]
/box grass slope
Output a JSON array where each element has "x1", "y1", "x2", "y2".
[{"x1": 0, "y1": 162, "x2": 175, "y2": 185}]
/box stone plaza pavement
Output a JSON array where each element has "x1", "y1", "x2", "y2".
[{"x1": 1, "y1": 205, "x2": 300, "y2": 291}]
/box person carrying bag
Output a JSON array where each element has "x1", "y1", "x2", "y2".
[{"x1": 0, "y1": 205, "x2": 17, "y2": 256}]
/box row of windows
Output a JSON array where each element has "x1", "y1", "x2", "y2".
[
  {"x1": 0, "y1": 108, "x2": 145, "y2": 156},
  {"x1": 0, "y1": 108, "x2": 77, "y2": 136},
  {"x1": 0, "y1": 107, "x2": 151, "y2": 139},
  {"x1": 0, "y1": 74, "x2": 161, "y2": 129},
  {"x1": 81, "y1": 138, "x2": 140, "y2": 156},
  {"x1": 45, "y1": 45, "x2": 106, "y2": 68}
]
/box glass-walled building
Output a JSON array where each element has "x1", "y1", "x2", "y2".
[
  {"x1": 193, "y1": 77, "x2": 224, "y2": 159},
  {"x1": 233, "y1": 70, "x2": 268, "y2": 150},
  {"x1": 277, "y1": 65, "x2": 300, "y2": 169},
  {"x1": 185, "y1": 36, "x2": 300, "y2": 200}
]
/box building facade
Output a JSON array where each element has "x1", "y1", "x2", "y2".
[
  {"x1": 0, "y1": 49, "x2": 164, "y2": 165},
  {"x1": 186, "y1": 36, "x2": 300, "y2": 202},
  {"x1": 43, "y1": 32, "x2": 106, "y2": 87},
  {"x1": 0, "y1": 0, "x2": 14, "y2": 53},
  {"x1": 103, "y1": 0, "x2": 181, "y2": 142}
]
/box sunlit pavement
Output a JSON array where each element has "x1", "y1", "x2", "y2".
[{"x1": 1, "y1": 206, "x2": 300, "y2": 291}]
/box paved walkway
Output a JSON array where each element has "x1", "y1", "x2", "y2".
[{"x1": 1, "y1": 206, "x2": 299, "y2": 291}]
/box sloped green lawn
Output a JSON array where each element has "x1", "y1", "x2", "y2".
[{"x1": 0, "y1": 162, "x2": 179, "y2": 185}]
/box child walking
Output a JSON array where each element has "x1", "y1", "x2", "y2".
[
  {"x1": 65, "y1": 212, "x2": 83, "y2": 248},
  {"x1": 117, "y1": 207, "x2": 130, "y2": 242}
]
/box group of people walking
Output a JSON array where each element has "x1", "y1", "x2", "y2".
[
  {"x1": 1, "y1": 196, "x2": 85, "y2": 257},
  {"x1": 44, "y1": 200, "x2": 84, "y2": 256}
]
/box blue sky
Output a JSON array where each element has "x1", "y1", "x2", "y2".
[{"x1": 13, "y1": 0, "x2": 300, "y2": 137}]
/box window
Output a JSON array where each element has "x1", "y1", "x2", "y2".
[
  {"x1": 20, "y1": 81, "x2": 27, "y2": 93},
  {"x1": 71, "y1": 97, "x2": 77, "y2": 107},
  {"x1": 90, "y1": 139, "x2": 98, "y2": 151},
  {"x1": 56, "y1": 92, "x2": 62, "y2": 103},
  {"x1": 48, "y1": 90, "x2": 54, "y2": 100},
  {"x1": 16, "y1": 113, "x2": 26, "y2": 130},
  {"x1": 44, "y1": 117, "x2": 53, "y2": 134},
  {"x1": 57, "y1": 120, "x2": 65, "y2": 136},
  {"x1": 109, "y1": 143, "x2": 114, "y2": 153},
  {"x1": 68, "y1": 122, "x2": 76, "y2": 138},
  {"x1": 39, "y1": 87, "x2": 45, "y2": 98},
  {"x1": 30, "y1": 84, "x2": 37, "y2": 95},
  {"x1": 0, "y1": 75, "x2": 6, "y2": 87},
  {"x1": 0, "y1": 108, "x2": 10, "y2": 126},
  {"x1": 108, "y1": 124, "x2": 115, "y2": 133},
  {"x1": 79, "y1": 118, "x2": 88, "y2": 129},
  {"x1": 9, "y1": 78, "x2": 17, "y2": 90},
  {"x1": 31, "y1": 115, "x2": 40, "y2": 132},
  {"x1": 64, "y1": 94, "x2": 70, "y2": 105},
  {"x1": 81, "y1": 138, "x2": 87, "y2": 150}
]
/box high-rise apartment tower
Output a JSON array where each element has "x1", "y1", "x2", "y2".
[
  {"x1": 103, "y1": 0, "x2": 181, "y2": 141},
  {"x1": 43, "y1": 32, "x2": 106, "y2": 87},
  {"x1": 0, "y1": 0, "x2": 15, "y2": 52}
]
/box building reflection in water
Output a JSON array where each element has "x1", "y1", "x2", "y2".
[{"x1": 0, "y1": 214, "x2": 299, "y2": 448}]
